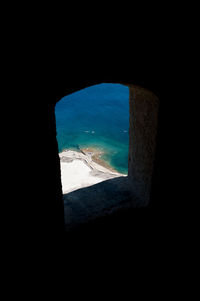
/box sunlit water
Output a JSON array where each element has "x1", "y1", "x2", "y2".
[{"x1": 55, "y1": 83, "x2": 129, "y2": 174}]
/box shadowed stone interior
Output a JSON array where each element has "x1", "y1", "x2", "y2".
[
  {"x1": 60, "y1": 85, "x2": 159, "y2": 230},
  {"x1": 129, "y1": 86, "x2": 159, "y2": 205}
]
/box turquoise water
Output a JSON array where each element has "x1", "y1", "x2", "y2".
[{"x1": 55, "y1": 83, "x2": 129, "y2": 174}]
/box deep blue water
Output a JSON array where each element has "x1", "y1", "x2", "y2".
[{"x1": 55, "y1": 83, "x2": 129, "y2": 174}]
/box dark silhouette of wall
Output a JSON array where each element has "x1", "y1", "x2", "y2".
[
  {"x1": 46, "y1": 78, "x2": 162, "y2": 237},
  {"x1": 129, "y1": 86, "x2": 159, "y2": 205}
]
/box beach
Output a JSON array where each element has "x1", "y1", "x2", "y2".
[{"x1": 59, "y1": 148, "x2": 126, "y2": 194}]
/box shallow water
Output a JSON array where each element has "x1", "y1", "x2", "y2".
[{"x1": 55, "y1": 83, "x2": 129, "y2": 174}]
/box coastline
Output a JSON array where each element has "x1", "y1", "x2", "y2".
[
  {"x1": 81, "y1": 147, "x2": 119, "y2": 173},
  {"x1": 59, "y1": 148, "x2": 126, "y2": 194}
]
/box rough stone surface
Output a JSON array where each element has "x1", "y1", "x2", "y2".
[
  {"x1": 63, "y1": 86, "x2": 159, "y2": 229},
  {"x1": 129, "y1": 86, "x2": 159, "y2": 205},
  {"x1": 64, "y1": 176, "x2": 139, "y2": 230}
]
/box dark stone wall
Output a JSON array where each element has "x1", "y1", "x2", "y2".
[
  {"x1": 129, "y1": 86, "x2": 159, "y2": 205},
  {"x1": 46, "y1": 78, "x2": 162, "y2": 235},
  {"x1": 52, "y1": 79, "x2": 160, "y2": 106},
  {"x1": 47, "y1": 104, "x2": 64, "y2": 232}
]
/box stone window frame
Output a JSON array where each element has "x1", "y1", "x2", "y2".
[{"x1": 55, "y1": 83, "x2": 160, "y2": 228}]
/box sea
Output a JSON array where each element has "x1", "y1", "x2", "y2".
[{"x1": 55, "y1": 83, "x2": 129, "y2": 174}]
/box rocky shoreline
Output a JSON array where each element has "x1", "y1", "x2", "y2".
[
  {"x1": 59, "y1": 148, "x2": 126, "y2": 194},
  {"x1": 80, "y1": 147, "x2": 119, "y2": 173}
]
